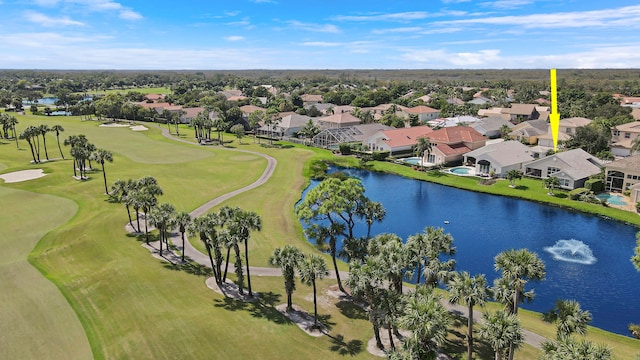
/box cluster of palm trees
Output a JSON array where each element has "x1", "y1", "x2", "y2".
[
  {"x1": 18, "y1": 123, "x2": 65, "y2": 163},
  {"x1": 189, "y1": 110, "x2": 223, "y2": 144},
  {"x1": 63, "y1": 134, "x2": 113, "y2": 188},
  {"x1": 189, "y1": 206, "x2": 262, "y2": 297},
  {"x1": 110, "y1": 176, "x2": 163, "y2": 243},
  {"x1": 268, "y1": 245, "x2": 328, "y2": 328},
  {"x1": 0, "y1": 113, "x2": 20, "y2": 148},
  {"x1": 542, "y1": 176, "x2": 561, "y2": 195}
]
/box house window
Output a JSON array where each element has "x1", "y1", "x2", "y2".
[
  {"x1": 566, "y1": 128, "x2": 572, "y2": 134},
  {"x1": 625, "y1": 132, "x2": 631, "y2": 138},
  {"x1": 547, "y1": 167, "x2": 560, "y2": 175},
  {"x1": 613, "y1": 130, "x2": 620, "y2": 136},
  {"x1": 558, "y1": 178, "x2": 570, "y2": 187}
]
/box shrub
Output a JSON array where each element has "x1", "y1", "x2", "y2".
[
  {"x1": 338, "y1": 143, "x2": 352, "y2": 155},
  {"x1": 372, "y1": 151, "x2": 389, "y2": 161},
  {"x1": 569, "y1": 188, "x2": 589, "y2": 200},
  {"x1": 630, "y1": 323, "x2": 640, "y2": 339},
  {"x1": 585, "y1": 178, "x2": 604, "y2": 192}
]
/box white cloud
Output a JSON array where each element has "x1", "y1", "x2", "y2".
[
  {"x1": 118, "y1": 9, "x2": 142, "y2": 20},
  {"x1": 301, "y1": 41, "x2": 341, "y2": 47},
  {"x1": 372, "y1": 27, "x2": 423, "y2": 35},
  {"x1": 438, "y1": 5, "x2": 640, "y2": 29},
  {"x1": 332, "y1": 11, "x2": 428, "y2": 22},
  {"x1": 401, "y1": 48, "x2": 502, "y2": 67},
  {"x1": 25, "y1": 11, "x2": 85, "y2": 26},
  {"x1": 224, "y1": 36, "x2": 245, "y2": 42},
  {"x1": 480, "y1": 0, "x2": 533, "y2": 10},
  {"x1": 286, "y1": 20, "x2": 340, "y2": 33}
]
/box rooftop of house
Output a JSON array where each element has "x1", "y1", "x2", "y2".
[
  {"x1": 470, "y1": 116, "x2": 513, "y2": 132},
  {"x1": 144, "y1": 94, "x2": 165, "y2": 101},
  {"x1": 301, "y1": 94, "x2": 323, "y2": 102},
  {"x1": 379, "y1": 125, "x2": 434, "y2": 148},
  {"x1": 613, "y1": 121, "x2": 640, "y2": 132},
  {"x1": 181, "y1": 107, "x2": 205, "y2": 119},
  {"x1": 504, "y1": 103, "x2": 538, "y2": 115},
  {"x1": 278, "y1": 113, "x2": 312, "y2": 129},
  {"x1": 435, "y1": 142, "x2": 472, "y2": 156},
  {"x1": 428, "y1": 126, "x2": 485, "y2": 144},
  {"x1": 404, "y1": 105, "x2": 440, "y2": 114},
  {"x1": 561, "y1": 117, "x2": 592, "y2": 128},
  {"x1": 318, "y1": 112, "x2": 360, "y2": 124},
  {"x1": 465, "y1": 140, "x2": 534, "y2": 166},
  {"x1": 529, "y1": 148, "x2": 602, "y2": 179},
  {"x1": 240, "y1": 105, "x2": 265, "y2": 114},
  {"x1": 606, "y1": 154, "x2": 640, "y2": 171}
]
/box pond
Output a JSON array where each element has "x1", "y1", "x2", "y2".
[{"x1": 299, "y1": 167, "x2": 640, "y2": 336}]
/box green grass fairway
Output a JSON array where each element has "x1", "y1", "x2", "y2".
[{"x1": 0, "y1": 186, "x2": 91, "y2": 359}]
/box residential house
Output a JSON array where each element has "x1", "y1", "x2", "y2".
[
  {"x1": 365, "y1": 125, "x2": 434, "y2": 155},
  {"x1": 304, "y1": 102, "x2": 335, "y2": 115},
  {"x1": 467, "y1": 96, "x2": 492, "y2": 106},
  {"x1": 470, "y1": 116, "x2": 513, "y2": 138},
  {"x1": 508, "y1": 119, "x2": 549, "y2": 144},
  {"x1": 258, "y1": 113, "x2": 313, "y2": 138},
  {"x1": 502, "y1": 104, "x2": 540, "y2": 123},
  {"x1": 478, "y1": 107, "x2": 511, "y2": 120},
  {"x1": 524, "y1": 149, "x2": 602, "y2": 189},
  {"x1": 427, "y1": 116, "x2": 480, "y2": 129},
  {"x1": 313, "y1": 123, "x2": 392, "y2": 148},
  {"x1": 403, "y1": 105, "x2": 440, "y2": 122},
  {"x1": 537, "y1": 117, "x2": 592, "y2": 149},
  {"x1": 179, "y1": 107, "x2": 205, "y2": 124},
  {"x1": 611, "y1": 121, "x2": 640, "y2": 157},
  {"x1": 301, "y1": 94, "x2": 323, "y2": 105},
  {"x1": 316, "y1": 112, "x2": 360, "y2": 129},
  {"x1": 633, "y1": 108, "x2": 640, "y2": 121},
  {"x1": 423, "y1": 126, "x2": 486, "y2": 165},
  {"x1": 332, "y1": 105, "x2": 355, "y2": 114},
  {"x1": 144, "y1": 94, "x2": 165, "y2": 102},
  {"x1": 605, "y1": 155, "x2": 640, "y2": 193},
  {"x1": 239, "y1": 105, "x2": 265, "y2": 116},
  {"x1": 463, "y1": 140, "x2": 534, "y2": 177}
]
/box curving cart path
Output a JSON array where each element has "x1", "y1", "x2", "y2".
[{"x1": 152, "y1": 126, "x2": 546, "y2": 350}]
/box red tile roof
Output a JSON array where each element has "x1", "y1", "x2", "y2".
[
  {"x1": 427, "y1": 126, "x2": 485, "y2": 144},
  {"x1": 145, "y1": 94, "x2": 165, "y2": 101},
  {"x1": 405, "y1": 105, "x2": 439, "y2": 114},
  {"x1": 436, "y1": 143, "x2": 471, "y2": 156},
  {"x1": 380, "y1": 125, "x2": 433, "y2": 148}
]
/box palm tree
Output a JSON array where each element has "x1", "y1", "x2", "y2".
[
  {"x1": 111, "y1": 179, "x2": 137, "y2": 231},
  {"x1": 398, "y1": 286, "x2": 452, "y2": 359},
  {"x1": 298, "y1": 253, "x2": 328, "y2": 329},
  {"x1": 226, "y1": 209, "x2": 262, "y2": 296},
  {"x1": 477, "y1": 310, "x2": 524, "y2": 360},
  {"x1": 90, "y1": 149, "x2": 113, "y2": 194},
  {"x1": 189, "y1": 215, "x2": 222, "y2": 283},
  {"x1": 19, "y1": 126, "x2": 38, "y2": 163},
  {"x1": 543, "y1": 176, "x2": 561, "y2": 195},
  {"x1": 447, "y1": 272, "x2": 490, "y2": 360},
  {"x1": 51, "y1": 125, "x2": 64, "y2": 159},
  {"x1": 409, "y1": 226, "x2": 456, "y2": 287},
  {"x1": 541, "y1": 337, "x2": 612, "y2": 360},
  {"x1": 38, "y1": 124, "x2": 51, "y2": 161},
  {"x1": 632, "y1": 136, "x2": 640, "y2": 155},
  {"x1": 346, "y1": 257, "x2": 387, "y2": 349},
  {"x1": 368, "y1": 233, "x2": 405, "y2": 294},
  {"x1": 269, "y1": 245, "x2": 303, "y2": 311},
  {"x1": 174, "y1": 211, "x2": 192, "y2": 263},
  {"x1": 414, "y1": 137, "x2": 433, "y2": 167},
  {"x1": 494, "y1": 248, "x2": 545, "y2": 360},
  {"x1": 148, "y1": 203, "x2": 176, "y2": 257},
  {"x1": 506, "y1": 170, "x2": 522, "y2": 188},
  {"x1": 542, "y1": 299, "x2": 592, "y2": 340}
]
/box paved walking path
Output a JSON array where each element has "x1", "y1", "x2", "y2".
[{"x1": 145, "y1": 126, "x2": 547, "y2": 350}]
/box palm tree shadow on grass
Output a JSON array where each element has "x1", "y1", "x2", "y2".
[
  {"x1": 162, "y1": 260, "x2": 212, "y2": 277},
  {"x1": 213, "y1": 291, "x2": 292, "y2": 325},
  {"x1": 326, "y1": 333, "x2": 364, "y2": 356},
  {"x1": 335, "y1": 300, "x2": 368, "y2": 320},
  {"x1": 515, "y1": 185, "x2": 529, "y2": 190},
  {"x1": 441, "y1": 313, "x2": 494, "y2": 360}
]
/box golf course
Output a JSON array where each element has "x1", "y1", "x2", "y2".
[{"x1": 1, "y1": 113, "x2": 638, "y2": 359}]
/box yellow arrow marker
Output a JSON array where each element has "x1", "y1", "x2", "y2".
[{"x1": 550, "y1": 68, "x2": 560, "y2": 152}]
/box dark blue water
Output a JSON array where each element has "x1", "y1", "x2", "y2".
[{"x1": 299, "y1": 167, "x2": 640, "y2": 336}]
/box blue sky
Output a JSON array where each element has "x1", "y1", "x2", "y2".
[{"x1": 0, "y1": 0, "x2": 638, "y2": 69}]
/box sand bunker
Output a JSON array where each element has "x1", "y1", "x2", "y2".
[
  {"x1": 99, "y1": 123, "x2": 148, "y2": 131},
  {"x1": 0, "y1": 169, "x2": 47, "y2": 183}
]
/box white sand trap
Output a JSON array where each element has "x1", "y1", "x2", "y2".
[
  {"x1": 130, "y1": 125, "x2": 148, "y2": 131},
  {"x1": 99, "y1": 123, "x2": 130, "y2": 128},
  {"x1": 0, "y1": 169, "x2": 47, "y2": 183}
]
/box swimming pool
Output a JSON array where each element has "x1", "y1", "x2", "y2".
[
  {"x1": 401, "y1": 157, "x2": 423, "y2": 166},
  {"x1": 447, "y1": 166, "x2": 476, "y2": 176},
  {"x1": 596, "y1": 193, "x2": 628, "y2": 206}
]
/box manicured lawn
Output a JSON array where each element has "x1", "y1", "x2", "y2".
[{"x1": 0, "y1": 186, "x2": 91, "y2": 360}]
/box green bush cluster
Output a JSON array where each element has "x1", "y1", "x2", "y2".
[
  {"x1": 569, "y1": 188, "x2": 589, "y2": 200},
  {"x1": 585, "y1": 178, "x2": 604, "y2": 192}
]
